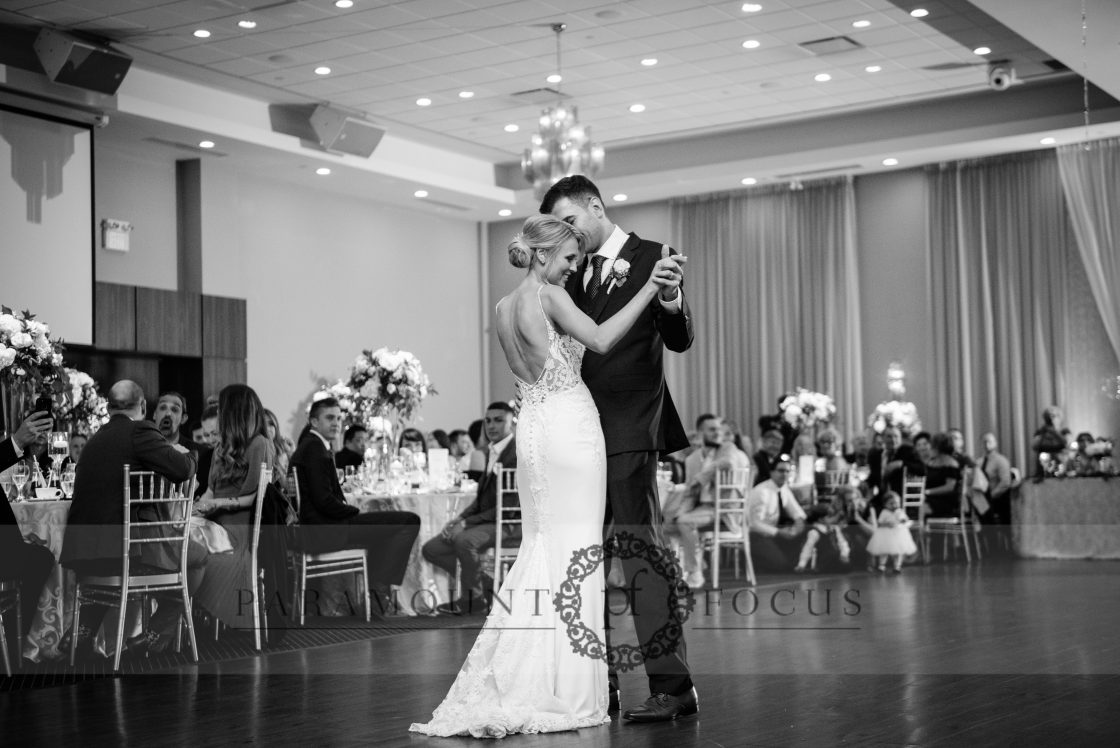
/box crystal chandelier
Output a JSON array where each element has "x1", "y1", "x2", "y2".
[{"x1": 521, "y1": 24, "x2": 604, "y2": 199}]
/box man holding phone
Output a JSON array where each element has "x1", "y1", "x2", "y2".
[{"x1": 1, "y1": 407, "x2": 57, "y2": 641}]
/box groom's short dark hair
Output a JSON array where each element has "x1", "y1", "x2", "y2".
[
  {"x1": 539, "y1": 175, "x2": 603, "y2": 214},
  {"x1": 486, "y1": 401, "x2": 515, "y2": 415}
]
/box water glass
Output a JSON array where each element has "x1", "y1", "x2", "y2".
[
  {"x1": 10, "y1": 462, "x2": 31, "y2": 502},
  {"x1": 60, "y1": 465, "x2": 77, "y2": 498}
]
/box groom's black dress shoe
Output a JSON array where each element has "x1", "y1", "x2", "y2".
[
  {"x1": 608, "y1": 686, "x2": 620, "y2": 714},
  {"x1": 622, "y1": 687, "x2": 699, "y2": 722}
]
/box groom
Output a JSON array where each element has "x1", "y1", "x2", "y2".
[{"x1": 542, "y1": 175, "x2": 697, "y2": 722}]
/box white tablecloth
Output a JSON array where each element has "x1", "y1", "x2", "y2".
[
  {"x1": 1014, "y1": 478, "x2": 1120, "y2": 559},
  {"x1": 11, "y1": 500, "x2": 71, "y2": 661}
]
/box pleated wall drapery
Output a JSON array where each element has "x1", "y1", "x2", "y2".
[
  {"x1": 666, "y1": 178, "x2": 864, "y2": 443},
  {"x1": 926, "y1": 150, "x2": 1120, "y2": 471}
]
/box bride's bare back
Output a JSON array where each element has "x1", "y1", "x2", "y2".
[{"x1": 495, "y1": 281, "x2": 558, "y2": 385}]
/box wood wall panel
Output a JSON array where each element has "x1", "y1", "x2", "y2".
[
  {"x1": 135, "y1": 287, "x2": 201, "y2": 356},
  {"x1": 203, "y1": 357, "x2": 248, "y2": 399},
  {"x1": 202, "y1": 295, "x2": 247, "y2": 359},
  {"x1": 94, "y1": 282, "x2": 136, "y2": 351}
]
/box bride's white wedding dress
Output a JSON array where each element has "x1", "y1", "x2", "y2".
[{"x1": 410, "y1": 289, "x2": 609, "y2": 739}]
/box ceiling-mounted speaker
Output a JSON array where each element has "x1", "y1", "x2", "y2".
[
  {"x1": 33, "y1": 28, "x2": 132, "y2": 95},
  {"x1": 309, "y1": 105, "x2": 385, "y2": 158}
]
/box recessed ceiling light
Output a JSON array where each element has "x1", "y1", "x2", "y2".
[
  {"x1": 316, "y1": 167, "x2": 331, "y2": 176},
  {"x1": 498, "y1": 209, "x2": 512, "y2": 217},
  {"x1": 629, "y1": 103, "x2": 646, "y2": 113},
  {"x1": 314, "y1": 66, "x2": 331, "y2": 75},
  {"x1": 416, "y1": 97, "x2": 432, "y2": 106},
  {"x1": 882, "y1": 157, "x2": 899, "y2": 166},
  {"x1": 742, "y1": 3, "x2": 763, "y2": 12},
  {"x1": 198, "y1": 140, "x2": 215, "y2": 149},
  {"x1": 641, "y1": 58, "x2": 658, "y2": 67},
  {"x1": 815, "y1": 73, "x2": 832, "y2": 82},
  {"x1": 741, "y1": 177, "x2": 757, "y2": 185},
  {"x1": 865, "y1": 65, "x2": 882, "y2": 73},
  {"x1": 237, "y1": 20, "x2": 257, "y2": 29},
  {"x1": 613, "y1": 194, "x2": 628, "y2": 202},
  {"x1": 459, "y1": 91, "x2": 474, "y2": 99},
  {"x1": 504, "y1": 123, "x2": 519, "y2": 133},
  {"x1": 852, "y1": 20, "x2": 871, "y2": 28},
  {"x1": 973, "y1": 46, "x2": 991, "y2": 55},
  {"x1": 1040, "y1": 136, "x2": 1057, "y2": 145},
  {"x1": 742, "y1": 39, "x2": 761, "y2": 49},
  {"x1": 910, "y1": 8, "x2": 929, "y2": 18},
  {"x1": 546, "y1": 73, "x2": 562, "y2": 84},
  {"x1": 414, "y1": 189, "x2": 429, "y2": 198},
  {"x1": 335, "y1": 0, "x2": 354, "y2": 8},
  {"x1": 193, "y1": 29, "x2": 211, "y2": 38}
]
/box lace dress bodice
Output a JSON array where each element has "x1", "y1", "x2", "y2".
[{"x1": 515, "y1": 288, "x2": 586, "y2": 408}]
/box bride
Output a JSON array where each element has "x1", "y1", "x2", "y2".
[{"x1": 410, "y1": 215, "x2": 685, "y2": 739}]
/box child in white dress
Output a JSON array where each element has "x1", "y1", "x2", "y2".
[{"x1": 865, "y1": 492, "x2": 917, "y2": 573}]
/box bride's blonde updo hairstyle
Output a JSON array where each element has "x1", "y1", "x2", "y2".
[{"x1": 507, "y1": 214, "x2": 587, "y2": 269}]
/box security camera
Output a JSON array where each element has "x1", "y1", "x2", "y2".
[{"x1": 987, "y1": 63, "x2": 1017, "y2": 91}]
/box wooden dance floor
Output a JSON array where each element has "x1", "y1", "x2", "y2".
[{"x1": 3, "y1": 560, "x2": 1119, "y2": 746}]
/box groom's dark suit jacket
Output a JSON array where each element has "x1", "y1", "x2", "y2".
[{"x1": 566, "y1": 231, "x2": 693, "y2": 457}]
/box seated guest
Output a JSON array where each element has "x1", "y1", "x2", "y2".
[
  {"x1": 813, "y1": 428, "x2": 850, "y2": 496},
  {"x1": 335, "y1": 424, "x2": 367, "y2": 470},
  {"x1": 923, "y1": 432, "x2": 962, "y2": 518},
  {"x1": 264, "y1": 408, "x2": 294, "y2": 483},
  {"x1": 747, "y1": 459, "x2": 806, "y2": 572},
  {"x1": 912, "y1": 431, "x2": 933, "y2": 465},
  {"x1": 1071, "y1": 432, "x2": 1099, "y2": 476},
  {"x1": 841, "y1": 485, "x2": 876, "y2": 570},
  {"x1": 795, "y1": 491, "x2": 850, "y2": 572},
  {"x1": 1031, "y1": 405, "x2": 1067, "y2": 476},
  {"x1": 866, "y1": 426, "x2": 925, "y2": 507},
  {"x1": 192, "y1": 384, "x2": 277, "y2": 631},
  {"x1": 845, "y1": 432, "x2": 872, "y2": 468},
  {"x1": 153, "y1": 391, "x2": 203, "y2": 454},
  {"x1": 427, "y1": 429, "x2": 452, "y2": 452},
  {"x1": 664, "y1": 413, "x2": 750, "y2": 588},
  {"x1": 1, "y1": 411, "x2": 57, "y2": 640},
  {"x1": 189, "y1": 421, "x2": 205, "y2": 446},
  {"x1": 751, "y1": 428, "x2": 784, "y2": 486},
  {"x1": 978, "y1": 432, "x2": 1013, "y2": 525},
  {"x1": 59, "y1": 431, "x2": 88, "y2": 471},
  {"x1": 423, "y1": 402, "x2": 517, "y2": 614},
  {"x1": 465, "y1": 418, "x2": 488, "y2": 481},
  {"x1": 947, "y1": 427, "x2": 976, "y2": 470},
  {"x1": 721, "y1": 420, "x2": 752, "y2": 456},
  {"x1": 60, "y1": 380, "x2": 199, "y2": 656},
  {"x1": 758, "y1": 395, "x2": 798, "y2": 453},
  {"x1": 198, "y1": 406, "x2": 220, "y2": 449},
  {"x1": 289, "y1": 398, "x2": 420, "y2": 609},
  {"x1": 448, "y1": 428, "x2": 473, "y2": 473},
  {"x1": 398, "y1": 427, "x2": 427, "y2": 458}
]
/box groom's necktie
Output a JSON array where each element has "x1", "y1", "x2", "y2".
[{"x1": 585, "y1": 254, "x2": 608, "y2": 306}]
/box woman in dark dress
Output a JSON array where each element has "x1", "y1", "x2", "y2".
[
  {"x1": 923, "y1": 432, "x2": 962, "y2": 518},
  {"x1": 193, "y1": 384, "x2": 275, "y2": 630}
]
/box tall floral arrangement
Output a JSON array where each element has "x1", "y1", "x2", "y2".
[
  {"x1": 54, "y1": 367, "x2": 109, "y2": 434},
  {"x1": 0, "y1": 306, "x2": 66, "y2": 434},
  {"x1": 347, "y1": 348, "x2": 435, "y2": 423},
  {"x1": 868, "y1": 400, "x2": 922, "y2": 436},
  {"x1": 779, "y1": 388, "x2": 836, "y2": 430},
  {"x1": 313, "y1": 380, "x2": 358, "y2": 419}
]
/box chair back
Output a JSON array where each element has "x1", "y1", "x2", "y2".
[
  {"x1": 817, "y1": 469, "x2": 850, "y2": 500},
  {"x1": 496, "y1": 467, "x2": 521, "y2": 543},
  {"x1": 714, "y1": 466, "x2": 751, "y2": 536},
  {"x1": 249, "y1": 463, "x2": 275, "y2": 562},
  {"x1": 900, "y1": 471, "x2": 926, "y2": 523},
  {"x1": 286, "y1": 466, "x2": 301, "y2": 512},
  {"x1": 123, "y1": 466, "x2": 195, "y2": 578}
]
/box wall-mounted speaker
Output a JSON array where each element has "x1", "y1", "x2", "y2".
[
  {"x1": 33, "y1": 28, "x2": 132, "y2": 95},
  {"x1": 309, "y1": 105, "x2": 385, "y2": 158}
]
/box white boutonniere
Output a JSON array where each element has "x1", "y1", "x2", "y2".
[{"x1": 607, "y1": 258, "x2": 630, "y2": 291}]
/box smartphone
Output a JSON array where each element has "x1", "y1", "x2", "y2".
[{"x1": 32, "y1": 393, "x2": 54, "y2": 416}]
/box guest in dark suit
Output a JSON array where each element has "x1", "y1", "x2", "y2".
[
  {"x1": 752, "y1": 428, "x2": 785, "y2": 486},
  {"x1": 422, "y1": 402, "x2": 517, "y2": 615},
  {"x1": 544, "y1": 175, "x2": 696, "y2": 722},
  {"x1": 866, "y1": 426, "x2": 925, "y2": 509},
  {"x1": 334, "y1": 424, "x2": 367, "y2": 470},
  {"x1": 60, "y1": 380, "x2": 199, "y2": 654},
  {"x1": 289, "y1": 398, "x2": 420, "y2": 600},
  {"x1": 1, "y1": 410, "x2": 56, "y2": 638},
  {"x1": 152, "y1": 390, "x2": 204, "y2": 455}
]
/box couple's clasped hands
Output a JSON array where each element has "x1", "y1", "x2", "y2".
[{"x1": 646, "y1": 248, "x2": 687, "y2": 301}]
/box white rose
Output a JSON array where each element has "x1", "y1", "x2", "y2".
[
  {"x1": 9, "y1": 332, "x2": 32, "y2": 349},
  {"x1": 26, "y1": 320, "x2": 47, "y2": 336},
  {"x1": 0, "y1": 345, "x2": 15, "y2": 369},
  {"x1": 360, "y1": 380, "x2": 380, "y2": 399},
  {"x1": 0, "y1": 314, "x2": 21, "y2": 337},
  {"x1": 386, "y1": 383, "x2": 397, "y2": 394}
]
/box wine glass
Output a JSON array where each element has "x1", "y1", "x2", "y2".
[
  {"x1": 0, "y1": 473, "x2": 12, "y2": 502},
  {"x1": 10, "y1": 462, "x2": 31, "y2": 503},
  {"x1": 48, "y1": 431, "x2": 69, "y2": 483},
  {"x1": 60, "y1": 465, "x2": 77, "y2": 499}
]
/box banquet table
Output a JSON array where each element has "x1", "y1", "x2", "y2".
[
  {"x1": 354, "y1": 490, "x2": 473, "y2": 616},
  {"x1": 1014, "y1": 478, "x2": 1120, "y2": 559},
  {"x1": 11, "y1": 499, "x2": 72, "y2": 662}
]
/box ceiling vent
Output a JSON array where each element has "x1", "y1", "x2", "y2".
[
  {"x1": 509, "y1": 87, "x2": 569, "y2": 106},
  {"x1": 799, "y1": 36, "x2": 863, "y2": 56}
]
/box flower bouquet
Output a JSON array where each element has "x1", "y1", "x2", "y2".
[
  {"x1": 868, "y1": 400, "x2": 922, "y2": 436},
  {"x1": 0, "y1": 306, "x2": 66, "y2": 434},
  {"x1": 54, "y1": 367, "x2": 109, "y2": 434},
  {"x1": 779, "y1": 387, "x2": 836, "y2": 430},
  {"x1": 347, "y1": 348, "x2": 435, "y2": 424},
  {"x1": 313, "y1": 380, "x2": 359, "y2": 419}
]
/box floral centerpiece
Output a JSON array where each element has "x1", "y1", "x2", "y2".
[
  {"x1": 347, "y1": 348, "x2": 435, "y2": 424},
  {"x1": 54, "y1": 367, "x2": 109, "y2": 434},
  {"x1": 313, "y1": 379, "x2": 359, "y2": 419},
  {"x1": 0, "y1": 306, "x2": 66, "y2": 434},
  {"x1": 868, "y1": 400, "x2": 922, "y2": 436},
  {"x1": 779, "y1": 387, "x2": 836, "y2": 430}
]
